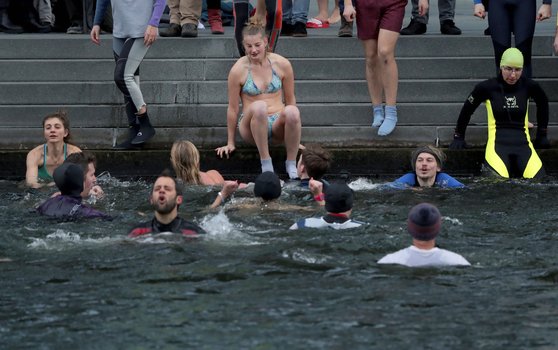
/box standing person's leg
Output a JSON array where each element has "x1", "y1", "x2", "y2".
[
  {"x1": 207, "y1": 0, "x2": 224, "y2": 34},
  {"x1": 400, "y1": 0, "x2": 427, "y2": 35},
  {"x1": 487, "y1": 0, "x2": 512, "y2": 76},
  {"x1": 160, "y1": 0, "x2": 182, "y2": 36},
  {"x1": 281, "y1": 0, "x2": 294, "y2": 35},
  {"x1": 362, "y1": 40, "x2": 384, "y2": 126},
  {"x1": 376, "y1": 0, "x2": 406, "y2": 136},
  {"x1": 438, "y1": 0, "x2": 461, "y2": 35},
  {"x1": 291, "y1": 0, "x2": 309, "y2": 37},
  {"x1": 112, "y1": 39, "x2": 141, "y2": 149},
  {"x1": 114, "y1": 38, "x2": 155, "y2": 145},
  {"x1": 64, "y1": 0, "x2": 83, "y2": 33},
  {"x1": 264, "y1": 0, "x2": 282, "y2": 52},
  {"x1": 512, "y1": 0, "x2": 536, "y2": 78},
  {"x1": 233, "y1": 0, "x2": 250, "y2": 56},
  {"x1": 337, "y1": 0, "x2": 353, "y2": 37},
  {"x1": 180, "y1": 0, "x2": 202, "y2": 37}
]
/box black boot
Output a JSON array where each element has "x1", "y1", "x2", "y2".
[
  {"x1": 114, "y1": 123, "x2": 142, "y2": 149},
  {"x1": 0, "y1": 8, "x2": 24, "y2": 34},
  {"x1": 131, "y1": 112, "x2": 155, "y2": 144}
]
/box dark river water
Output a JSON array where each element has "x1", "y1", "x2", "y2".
[{"x1": 1, "y1": 174, "x2": 558, "y2": 349}]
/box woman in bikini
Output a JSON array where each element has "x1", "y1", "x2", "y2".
[
  {"x1": 25, "y1": 111, "x2": 81, "y2": 188},
  {"x1": 215, "y1": 19, "x2": 302, "y2": 179}
]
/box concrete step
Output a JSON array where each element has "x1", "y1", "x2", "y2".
[
  {"x1": 0, "y1": 34, "x2": 553, "y2": 59},
  {"x1": 2, "y1": 125, "x2": 556, "y2": 150},
  {"x1": 2, "y1": 79, "x2": 557, "y2": 105},
  {"x1": 2, "y1": 56, "x2": 558, "y2": 82},
  {"x1": 2, "y1": 103, "x2": 556, "y2": 128}
]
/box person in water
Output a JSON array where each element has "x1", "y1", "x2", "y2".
[
  {"x1": 215, "y1": 19, "x2": 302, "y2": 179},
  {"x1": 392, "y1": 145, "x2": 464, "y2": 188},
  {"x1": 36, "y1": 163, "x2": 111, "y2": 220},
  {"x1": 129, "y1": 172, "x2": 205, "y2": 237},
  {"x1": 171, "y1": 140, "x2": 225, "y2": 186},
  {"x1": 295, "y1": 144, "x2": 332, "y2": 187},
  {"x1": 25, "y1": 111, "x2": 81, "y2": 188},
  {"x1": 449, "y1": 48, "x2": 549, "y2": 179},
  {"x1": 290, "y1": 182, "x2": 365, "y2": 230},
  {"x1": 378, "y1": 203, "x2": 470, "y2": 267},
  {"x1": 63, "y1": 152, "x2": 104, "y2": 199}
]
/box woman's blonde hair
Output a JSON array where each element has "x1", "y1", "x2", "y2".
[
  {"x1": 242, "y1": 17, "x2": 267, "y2": 43},
  {"x1": 170, "y1": 140, "x2": 202, "y2": 185}
]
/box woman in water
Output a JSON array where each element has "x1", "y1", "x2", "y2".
[
  {"x1": 25, "y1": 111, "x2": 81, "y2": 188},
  {"x1": 215, "y1": 19, "x2": 302, "y2": 179},
  {"x1": 171, "y1": 140, "x2": 225, "y2": 186}
]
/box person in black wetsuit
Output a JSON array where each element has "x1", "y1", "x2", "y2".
[
  {"x1": 128, "y1": 172, "x2": 205, "y2": 237},
  {"x1": 36, "y1": 163, "x2": 111, "y2": 220},
  {"x1": 473, "y1": 0, "x2": 552, "y2": 78},
  {"x1": 449, "y1": 48, "x2": 550, "y2": 179}
]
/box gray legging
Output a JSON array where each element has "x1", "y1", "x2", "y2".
[{"x1": 113, "y1": 37, "x2": 149, "y2": 113}]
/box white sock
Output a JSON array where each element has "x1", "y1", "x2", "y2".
[
  {"x1": 261, "y1": 158, "x2": 274, "y2": 173},
  {"x1": 285, "y1": 160, "x2": 298, "y2": 179}
]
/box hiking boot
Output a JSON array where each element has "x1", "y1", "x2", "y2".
[
  {"x1": 281, "y1": 21, "x2": 293, "y2": 36},
  {"x1": 181, "y1": 23, "x2": 198, "y2": 38},
  {"x1": 160, "y1": 23, "x2": 181, "y2": 37},
  {"x1": 338, "y1": 16, "x2": 353, "y2": 37},
  {"x1": 292, "y1": 21, "x2": 307, "y2": 37},
  {"x1": 131, "y1": 113, "x2": 156, "y2": 145},
  {"x1": 208, "y1": 9, "x2": 224, "y2": 34},
  {"x1": 400, "y1": 18, "x2": 426, "y2": 35},
  {"x1": 440, "y1": 20, "x2": 461, "y2": 35}
]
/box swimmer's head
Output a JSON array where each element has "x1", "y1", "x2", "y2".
[
  {"x1": 53, "y1": 163, "x2": 84, "y2": 198},
  {"x1": 500, "y1": 48, "x2": 524, "y2": 68},
  {"x1": 324, "y1": 183, "x2": 353, "y2": 214},
  {"x1": 411, "y1": 145, "x2": 445, "y2": 171},
  {"x1": 407, "y1": 203, "x2": 441, "y2": 242},
  {"x1": 170, "y1": 140, "x2": 202, "y2": 185},
  {"x1": 64, "y1": 152, "x2": 97, "y2": 198},
  {"x1": 298, "y1": 144, "x2": 332, "y2": 180},
  {"x1": 254, "y1": 171, "x2": 281, "y2": 201},
  {"x1": 43, "y1": 110, "x2": 72, "y2": 144}
]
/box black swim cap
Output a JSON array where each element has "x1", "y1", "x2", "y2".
[
  {"x1": 53, "y1": 163, "x2": 84, "y2": 198},
  {"x1": 254, "y1": 171, "x2": 281, "y2": 201},
  {"x1": 325, "y1": 183, "x2": 353, "y2": 213}
]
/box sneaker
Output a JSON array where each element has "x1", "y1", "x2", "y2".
[
  {"x1": 66, "y1": 23, "x2": 83, "y2": 34},
  {"x1": 160, "y1": 23, "x2": 181, "y2": 37},
  {"x1": 440, "y1": 20, "x2": 461, "y2": 35},
  {"x1": 400, "y1": 18, "x2": 426, "y2": 35},
  {"x1": 292, "y1": 21, "x2": 307, "y2": 37},
  {"x1": 181, "y1": 23, "x2": 198, "y2": 38},
  {"x1": 281, "y1": 21, "x2": 293, "y2": 36},
  {"x1": 338, "y1": 16, "x2": 353, "y2": 37}
]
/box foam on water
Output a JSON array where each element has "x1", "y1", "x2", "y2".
[{"x1": 27, "y1": 229, "x2": 122, "y2": 250}]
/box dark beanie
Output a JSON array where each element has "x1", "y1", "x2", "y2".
[
  {"x1": 325, "y1": 183, "x2": 353, "y2": 214},
  {"x1": 407, "y1": 203, "x2": 441, "y2": 241},
  {"x1": 53, "y1": 163, "x2": 84, "y2": 198},
  {"x1": 254, "y1": 171, "x2": 281, "y2": 201}
]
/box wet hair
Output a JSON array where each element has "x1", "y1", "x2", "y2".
[
  {"x1": 170, "y1": 140, "x2": 202, "y2": 185},
  {"x1": 300, "y1": 144, "x2": 332, "y2": 180},
  {"x1": 155, "y1": 169, "x2": 183, "y2": 196},
  {"x1": 42, "y1": 110, "x2": 72, "y2": 144},
  {"x1": 411, "y1": 145, "x2": 446, "y2": 170},
  {"x1": 242, "y1": 18, "x2": 267, "y2": 43},
  {"x1": 64, "y1": 152, "x2": 97, "y2": 179}
]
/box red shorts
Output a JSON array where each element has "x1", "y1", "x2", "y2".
[{"x1": 355, "y1": 0, "x2": 407, "y2": 40}]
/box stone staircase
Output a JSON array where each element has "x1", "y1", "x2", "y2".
[{"x1": 0, "y1": 33, "x2": 556, "y2": 178}]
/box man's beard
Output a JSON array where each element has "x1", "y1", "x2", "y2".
[{"x1": 153, "y1": 198, "x2": 176, "y2": 215}]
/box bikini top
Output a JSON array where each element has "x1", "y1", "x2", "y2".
[
  {"x1": 241, "y1": 59, "x2": 282, "y2": 96},
  {"x1": 37, "y1": 143, "x2": 67, "y2": 181}
]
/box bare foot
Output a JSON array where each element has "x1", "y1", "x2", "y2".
[{"x1": 328, "y1": 7, "x2": 341, "y2": 24}]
